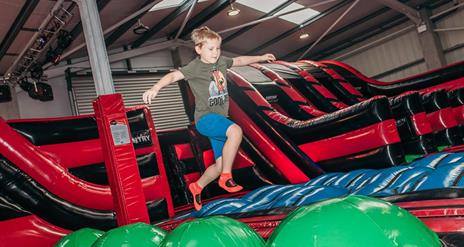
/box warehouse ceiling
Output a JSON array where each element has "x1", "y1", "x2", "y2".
[{"x1": 0, "y1": 0, "x2": 458, "y2": 77}]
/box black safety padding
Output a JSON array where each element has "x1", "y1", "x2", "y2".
[
  {"x1": 324, "y1": 61, "x2": 464, "y2": 96},
  {"x1": 8, "y1": 108, "x2": 152, "y2": 147},
  {"x1": 0, "y1": 157, "x2": 169, "y2": 230},
  {"x1": 68, "y1": 153, "x2": 159, "y2": 185}
]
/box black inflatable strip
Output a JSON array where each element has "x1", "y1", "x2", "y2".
[
  {"x1": 0, "y1": 195, "x2": 30, "y2": 221},
  {"x1": 300, "y1": 64, "x2": 362, "y2": 104},
  {"x1": 0, "y1": 157, "x2": 168, "y2": 230},
  {"x1": 437, "y1": 232, "x2": 464, "y2": 246},
  {"x1": 7, "y1": 109, "x2": 151, "y2": 147},
  {"x1": 239, "y1": 137, "x2": 289, "y2": 184},
  {"x1": 324, "y1": 62, "x2": 464, "y2": 95},
  {"x1": 68, "y1": 152, "x2": 159, "y2": 185},
  {"x1": 382, "y1": 188, "x2": 464, "y2": 203}
]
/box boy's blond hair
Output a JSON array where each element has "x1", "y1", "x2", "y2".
[{"x1": 191, "y1": 26, "x2": 221, "y2": 47}]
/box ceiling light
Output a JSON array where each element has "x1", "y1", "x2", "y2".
[
  {"x1": 299, "y1": 33, "x2": 309, "y2": 39},
  {"x1": 37, "y1": 35, "x2": 47, "y2": 49},
  {"x1": 227, "y1": 4, "x2": 240, "y2": 16},
  {"x1": 133, "y1": 19, "x2": 149, "y2": 35},
  {"x1": 30, "y1": 63, "x2": 44, "y2": 80}
]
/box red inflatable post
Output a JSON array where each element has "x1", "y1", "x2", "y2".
[{"x1": 93, "y1": 94, "x2": 150, "y2": 225}]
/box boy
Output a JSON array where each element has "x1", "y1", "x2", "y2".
[{"x1": 142, "y1": 26, "x2": 275, "y2": 210}]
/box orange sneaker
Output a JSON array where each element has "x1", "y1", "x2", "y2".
[
  {"x1": 219, "y1": 173, "x2": 243, "y2": 193},
  {"x1": 188, "y1": 182, "x2": 203, "y2": 211}
]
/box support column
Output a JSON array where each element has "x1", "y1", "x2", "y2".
[
  {"x1": 75, "y1": 0, "x2": 114, "y2": 95},
  {"x1": 93, "y1": 94, "x2": 150, "y2": 225},
  {"x1": 417, "y1": 7, "x2": 446, "y2": 69}
]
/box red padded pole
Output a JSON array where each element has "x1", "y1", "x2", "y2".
[{"x1": 93, "y1": 94, "x2": 149, "y2": 225}]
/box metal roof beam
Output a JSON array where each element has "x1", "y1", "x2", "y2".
[
  {"x1": 131, "y1": 0, "x2": 196, "y2": 49},
  {"x1": 46, "y1": 39, "x2": 177, "y2": 78},
  {"x1": 174, "y1": 0, "x2": 198, "y2": 41},
  {"x1": 5, "y1": 0, "x2": 66, "y2": 77},
  {"x1": 105, "y1": 0, "x2": 156, "y2": 47},
  {"x1": 0, "y1": 0, "x2": 39, "y2": 60},
  {"x1": 303, "y1": 0, "x2": 453, "y2": 60},
  {"x1": 45, "y1": 38, "x2": 240, "y2": 78},
  {"x1": 310, "y1": 14, "x2": 409, "y2": 60},
  {"x1": 298, "y1": 0, "x2": 360, "y2": 59},
  {"x1": 221, "y1": 0, "x2": 340, "y2": 44},
  {"x1": 373, "y1": 0, "x2": 422, "y2": 25},
  {"x1": 283, "y1": 0, "x2": 414, "y2": 60},
  {"x1": 246, "y1": 0, "x2": 350, "y2": 55},
  {"x1": 222, "y1": 0, "x2": 297, "y2": 44},
  {"x1": 172, "y1": 0, "x2": 232, "y2": 40},
  {"x1": 43, "y1": 0, "x2": 162, "y2": 69}
]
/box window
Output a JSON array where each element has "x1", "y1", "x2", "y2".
[
  {"x1": 150, "y1": 0, "x2": 209, "y2": 12},
  {"x1": 236, "y1": 0, "x2": 320, "y2": 25}
]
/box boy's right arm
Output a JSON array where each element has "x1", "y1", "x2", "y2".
[{"x1": 142, "y1": 70, "x2": 185, "y2": 104}]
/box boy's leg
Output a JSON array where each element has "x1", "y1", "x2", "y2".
[
  {"x1": 221, "y1": 124, "x2": 242, "y2": 173},
  {"x1": 193, "y1": 114, "x2": 242, "y2": 198},
  {"x1": 189, "y1": 138, "x2": 223, "y2": 211},
  {"x1": 218, "y1": 124, "x2": 243, "y2": 193},
  {"x1": 197, "y1": 157, "x2": 222, "y2": 188}
]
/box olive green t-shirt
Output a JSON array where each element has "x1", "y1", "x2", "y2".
[{"x1": 179, "y1": 56, "x2": 234, "y2": 122}]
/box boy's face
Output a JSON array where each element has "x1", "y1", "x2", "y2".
[{"x1": 195, "y1": 38, "x2": 221, "y2": 64}]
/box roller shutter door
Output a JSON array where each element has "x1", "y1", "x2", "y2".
[{"x1": 70, "y1": 72, "x2": 190, "y2": 130}]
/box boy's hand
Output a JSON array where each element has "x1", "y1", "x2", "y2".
[
  {"x1": 261, "y1": 53, "x2": 276, "y2": 62},
  {"x1": 142, "y1": 88, "x2": 159, "y2": 105}
]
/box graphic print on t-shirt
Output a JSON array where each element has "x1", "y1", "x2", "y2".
[{"x1": 208, "y1": 69, "x2": 227, "y2": 107}]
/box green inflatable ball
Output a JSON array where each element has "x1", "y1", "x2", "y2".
[
  {"x1": 92, "y1": 222, "x2": 166, "y2": 247},
  {"x1": 55, "y1": 228, "x2": 104, "y2": 247},
  {"x1": 161, "y1": 215, "x2": 265, "y2": 247},
  {"x1": 267, "y1": 195, "x2": 440, "y2": 247}
]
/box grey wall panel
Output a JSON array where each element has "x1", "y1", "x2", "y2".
[
  {"x1": 436, "y1": 7, "x2": 464, "y2": 50},
  {"x1": 445, "y1": 47, "x2": 464, "y2": 64},
  {"x1": 71, "y1": 73, "x2": 190, "y2": 130},
  {"x1": 130, "y1": 50, "x2": 174, "y2": 70},
  {"x1": 376, "y1": 62, "x2": 427, "y2": 81},
  {"x1": 436, "y1": 7, "x2": 464, "y2": 64},
  {"x1": 323, "y1": 6, "x2": 464, "y2": 81},
  {"x1": 339, "y1": 28, "x2": 423, "y2": 79}
]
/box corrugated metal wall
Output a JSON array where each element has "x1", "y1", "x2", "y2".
[
  {"x1": 436, "y1": 7, "x2": 464, "y2": 64},
  {"x1": 70, "y1": 73, "x2": 190, "y2": 130},
  {"x1": 324, "y1": 5, "x2": 464, "y2": 81},
  {"x1": 339, "y1": 24, "x2": 425, "y2": 81}
]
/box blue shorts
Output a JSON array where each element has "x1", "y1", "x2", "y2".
[{"x1": 195, "y1": 113, "x2": 234, "y2": 160}]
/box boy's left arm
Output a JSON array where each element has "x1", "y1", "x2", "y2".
[{"x1": 232, "y1": 53, "x2": 276, "y2": 67}]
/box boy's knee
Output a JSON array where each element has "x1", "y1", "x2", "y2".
[
  {"x1": 214, "y1": 163, "x2": 222, "y2": 172},
  {"x1": 227, "y1": 124, "x2": 242, "y2": 138}
]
